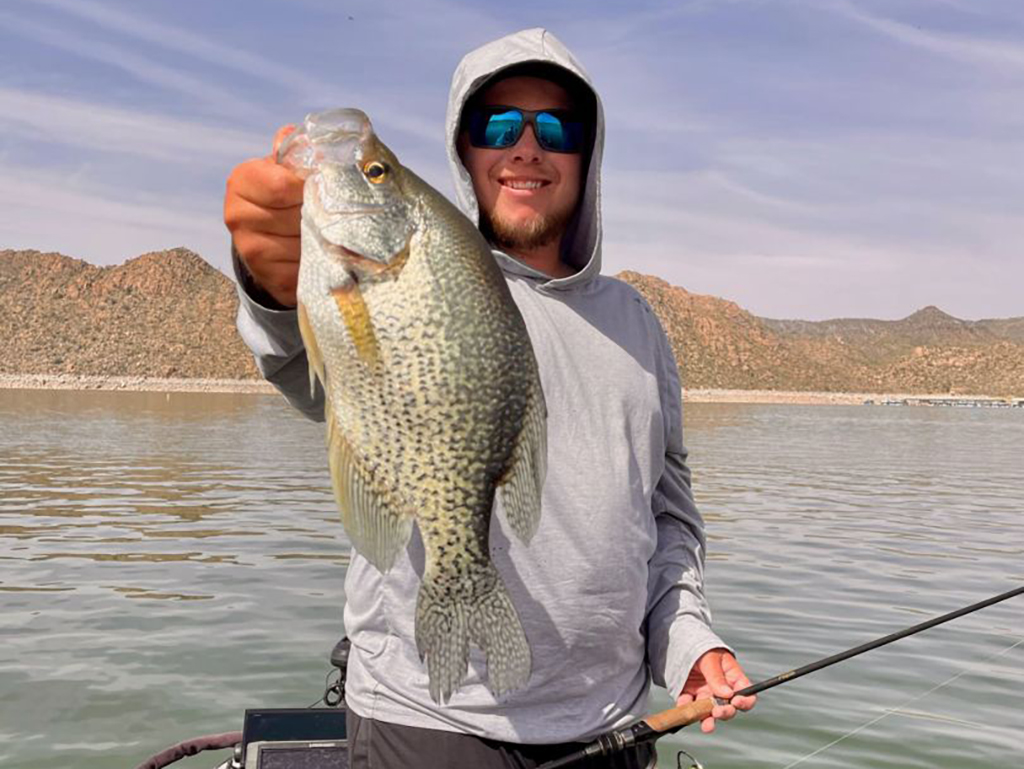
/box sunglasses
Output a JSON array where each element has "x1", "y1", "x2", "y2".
[{"x1": 466, "y1": 106, "x2": 586, "y2": 153}]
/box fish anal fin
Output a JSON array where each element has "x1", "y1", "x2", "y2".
[{"x1": 327, "y1": 410, "x2": 412, "y2": 572}]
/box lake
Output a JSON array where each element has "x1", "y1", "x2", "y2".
[{"x1": 1, "y1": 389, "x2": 1020, "y2": 768}]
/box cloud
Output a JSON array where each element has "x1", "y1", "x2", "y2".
[
  {"x1": 0, "y1": 87, "x2": 266, "y2": 161},
  {"x1": 18, "y1": 0, "x2": 452, "y2": 145},
  {"x1": 32, "y1": 0, "x2": 327, "y2": 91},
  {"x1": 830, "y1": 0, "x2": 1024, "y2": 70},
  {"x1": 0, "y1": 10, "x2": 263, "y2": 120},
  {"x1": 600, "y1": 151, "x2": 1024, "y2": 319},
  {"x1": 0, "y1": 162, "x2": 229, "y2": 270}
]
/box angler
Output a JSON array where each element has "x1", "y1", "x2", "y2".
[{"x1": 224, "y1": 27, "x2": 755, "y2": 768}]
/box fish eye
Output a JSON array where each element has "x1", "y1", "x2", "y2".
[{"x1": 363, "y1": 160, "x2": 389, "y2": 184}]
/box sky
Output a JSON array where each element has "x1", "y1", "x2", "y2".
[{"x1": 1, "y1": 0, "x2": 1022, "y2": 321}]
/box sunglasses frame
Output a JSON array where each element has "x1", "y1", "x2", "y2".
[{"x1": 465, "y1": 105, "x2": 585, "y2": 154}]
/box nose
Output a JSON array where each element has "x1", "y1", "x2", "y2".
[{"x1": 510, "y1": 123, "x2": 543, "y2": 163}]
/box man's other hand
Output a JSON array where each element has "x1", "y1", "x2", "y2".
[
  {"x1": 676, "y1": 648, "x2": 757, "y2": 733},
  {"x1": 224, "y1": 124, "x2": 304, "y2": 307}
]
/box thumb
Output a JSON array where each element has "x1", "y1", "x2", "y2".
[
  {"x1": 675, "y1": 691, "x2": 695, "y2": 707},
  {"x1": 700, "y1": 653, "x2": 735, "y2": 700},
  {"x1": 270, "y1": 123, "x2": 297, "y2": 160}
]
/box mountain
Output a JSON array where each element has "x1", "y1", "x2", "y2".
[
  {"x1": 1, "y1": 248, "x2": 1021, "y2": 396},
  {"x1": 0, "y1": 248, "x2": 259, "y2": 379},
  {"x1": 618, "y1": 272, "x2": 1024, "y2": 396}
]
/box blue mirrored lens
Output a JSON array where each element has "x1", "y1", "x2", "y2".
[
  {"x1": 535, "y1": 112, "x2": 567, "y2": 151},
  {"x1": 482, "y1": 110, "x2": 524, "y2": 148}
]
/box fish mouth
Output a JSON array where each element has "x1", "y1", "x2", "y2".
[
  {"x1": 313, "y1": 227, "x2": 376, "y2": 269},
  {"x1": 317, "y1": 200, "x2": 391, "y2": 217},
  {"x1": 305, "y1": 109, "x2": 372, "y2": 144},
  {"x1": 313, "y1": 225, "x2": 395, "y2": 278},
  {"x1": 277, "y1": 108, "x2": 374, "y2": 175}
]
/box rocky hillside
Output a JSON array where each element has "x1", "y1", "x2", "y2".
[
  {"x1": 0, "y1": 248, "x2": 259, "y2": 379},
  {"x1": 1, "y1": 249, "x2": 1021, "y2": 395},
  {"x1": 619, "y1": 272, "x2": 1024, "y2": 396}
]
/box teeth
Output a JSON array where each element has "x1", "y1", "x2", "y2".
[{"x1": 503, "y1": 180, "x2": 544, "y2": 190}]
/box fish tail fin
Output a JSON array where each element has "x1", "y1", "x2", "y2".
[{"x1": 415, "y1": 568, "x2": 531, "y2": 704}]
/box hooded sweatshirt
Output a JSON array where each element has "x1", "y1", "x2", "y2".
[{"x1": 233, "y1": 28, "x2": 726, "y2": 743}]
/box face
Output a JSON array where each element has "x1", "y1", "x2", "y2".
[{"x1": 458, "y1": 76, "x2": 583, "y2": 253}]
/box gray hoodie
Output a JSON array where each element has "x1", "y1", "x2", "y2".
[{"x1": 234, "y1": 28, "x2": 726, "y2": 743}]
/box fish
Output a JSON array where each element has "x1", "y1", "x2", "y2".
[{"x1": 276, "y1": 109, "x2": 547, "y2": 704}]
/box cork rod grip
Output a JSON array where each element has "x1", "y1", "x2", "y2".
[{"x1": 643, "y1": 699, "x2": 715, "y2": 732}]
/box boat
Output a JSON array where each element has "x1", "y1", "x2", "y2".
[{"x1": 134, "y1": 638, "x2": 351, "y2": 769}]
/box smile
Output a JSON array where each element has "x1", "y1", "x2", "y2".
[{"x1": 499, "y1": 179, "x2": 549, "y2": 190}]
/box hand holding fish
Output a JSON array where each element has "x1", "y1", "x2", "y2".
[
  {"x1": 223, "y1": 124, "x2": 305, "y2": 307},
  {"x1": 676, "y1": 649, "x2": 757, "y2": 733}
]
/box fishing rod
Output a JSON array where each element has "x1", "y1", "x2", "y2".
[{"x1": 537, "y1": 585, "x2": 1024, "y2": 769}]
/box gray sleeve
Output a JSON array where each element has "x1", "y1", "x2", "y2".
[
  {"x1": 232, "y1": 247, "x2": 325, "y2": 422},
  {"x1": 644, "y1": 321, "x2": 730, "y2": 698}
]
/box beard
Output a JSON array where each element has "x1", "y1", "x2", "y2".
[{"x1": 480, "y1": 201, "x2": 576, "y2": 253}]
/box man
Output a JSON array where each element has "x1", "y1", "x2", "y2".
[{"x1": 224, "y1": 28, "x2": 755, "y2": 768}]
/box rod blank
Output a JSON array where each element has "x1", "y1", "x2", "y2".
[{"x1": 734, "y1": 584, "x2": 1024, "y2": 699}]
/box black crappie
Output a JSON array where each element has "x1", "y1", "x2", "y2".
[{"x1": 277, "y1": 109, "x2": 547, "y2": 704}]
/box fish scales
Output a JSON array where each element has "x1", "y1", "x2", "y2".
[{"x1": 278, "y1": 109, "x2": 547, "y2": 704}]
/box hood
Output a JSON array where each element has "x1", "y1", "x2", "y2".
[{"x1": 445, "y1": 28, "x2": 605, "y2": 290}]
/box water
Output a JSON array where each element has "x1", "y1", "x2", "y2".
[{"x1": 0, "y1": 390, "x2": 1020, "y2": 768}]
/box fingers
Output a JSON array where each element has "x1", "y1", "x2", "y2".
[
  {"x1": 722, "y1": 652, "x2": 758, "y2": 711},
  {"x1": 231, "y1": 230, "x2": 300, "y2": 306},
  {"x1": 697, "y1": 649, "x2": 736, "y2": 701},
  {"x1": 677, "y1": 649, "x2": 758, "y2": 735},
  {"x1": 227, "y1": 156, "x2": 304, "y2": 210},
  {"x1": 224, "y1": 128, "x2": 306, "y2": 308},
  {"x1": 227, "y1": 194, "x2": 301, "y2": 238}
]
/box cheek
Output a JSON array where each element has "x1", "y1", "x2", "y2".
[
  {"x1": 472, "y1": 160, "x2": 495, "y2": 200},
  {"x1": 461, "y1": 151, "x2": 496, "y2": 204},
  {"x1": 559, "y1": 157, "x2": 583, "y2": 202}
]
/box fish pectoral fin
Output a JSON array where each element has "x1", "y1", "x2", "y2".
[
  {"x1": 327, "y1": 403, "x2": 412, "y2": 572},
  {"x1": 297, "y1": 300, "x2": 326, "y2": 399},
  {"x1": 498, "y1": 380, "x2": 547, "y2": 544},
  {"x1": 330, "y1": 282, "x2": 380, "y2": 368}
]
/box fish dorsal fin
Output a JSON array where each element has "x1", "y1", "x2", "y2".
[
  {"x1": 325, "y1": 396, "x2": 413, "y2": 571},
  {"x1": 297, "y1": 300, "x2": 326, "y2": 399},
  {"x1": 498, "y1": 378, "x2": 547, "y2": 544}
]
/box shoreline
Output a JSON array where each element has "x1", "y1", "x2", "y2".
[
  {"x1": 683, "y1": 388, "x2": 1021, "y2": 405},
  {"x1": 685, "y1": 388, "x2": 897, "y2": 405},
  {"x1": 0, "y1": 373, "x2": 277, "y2": 394},
  {"x1": 1, "y1": 373, "x2": 1017, "y2": 405}
]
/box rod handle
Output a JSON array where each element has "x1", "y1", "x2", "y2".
[{"x1": 643, "y1": 699, "x2": 715, "y2": 733}]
